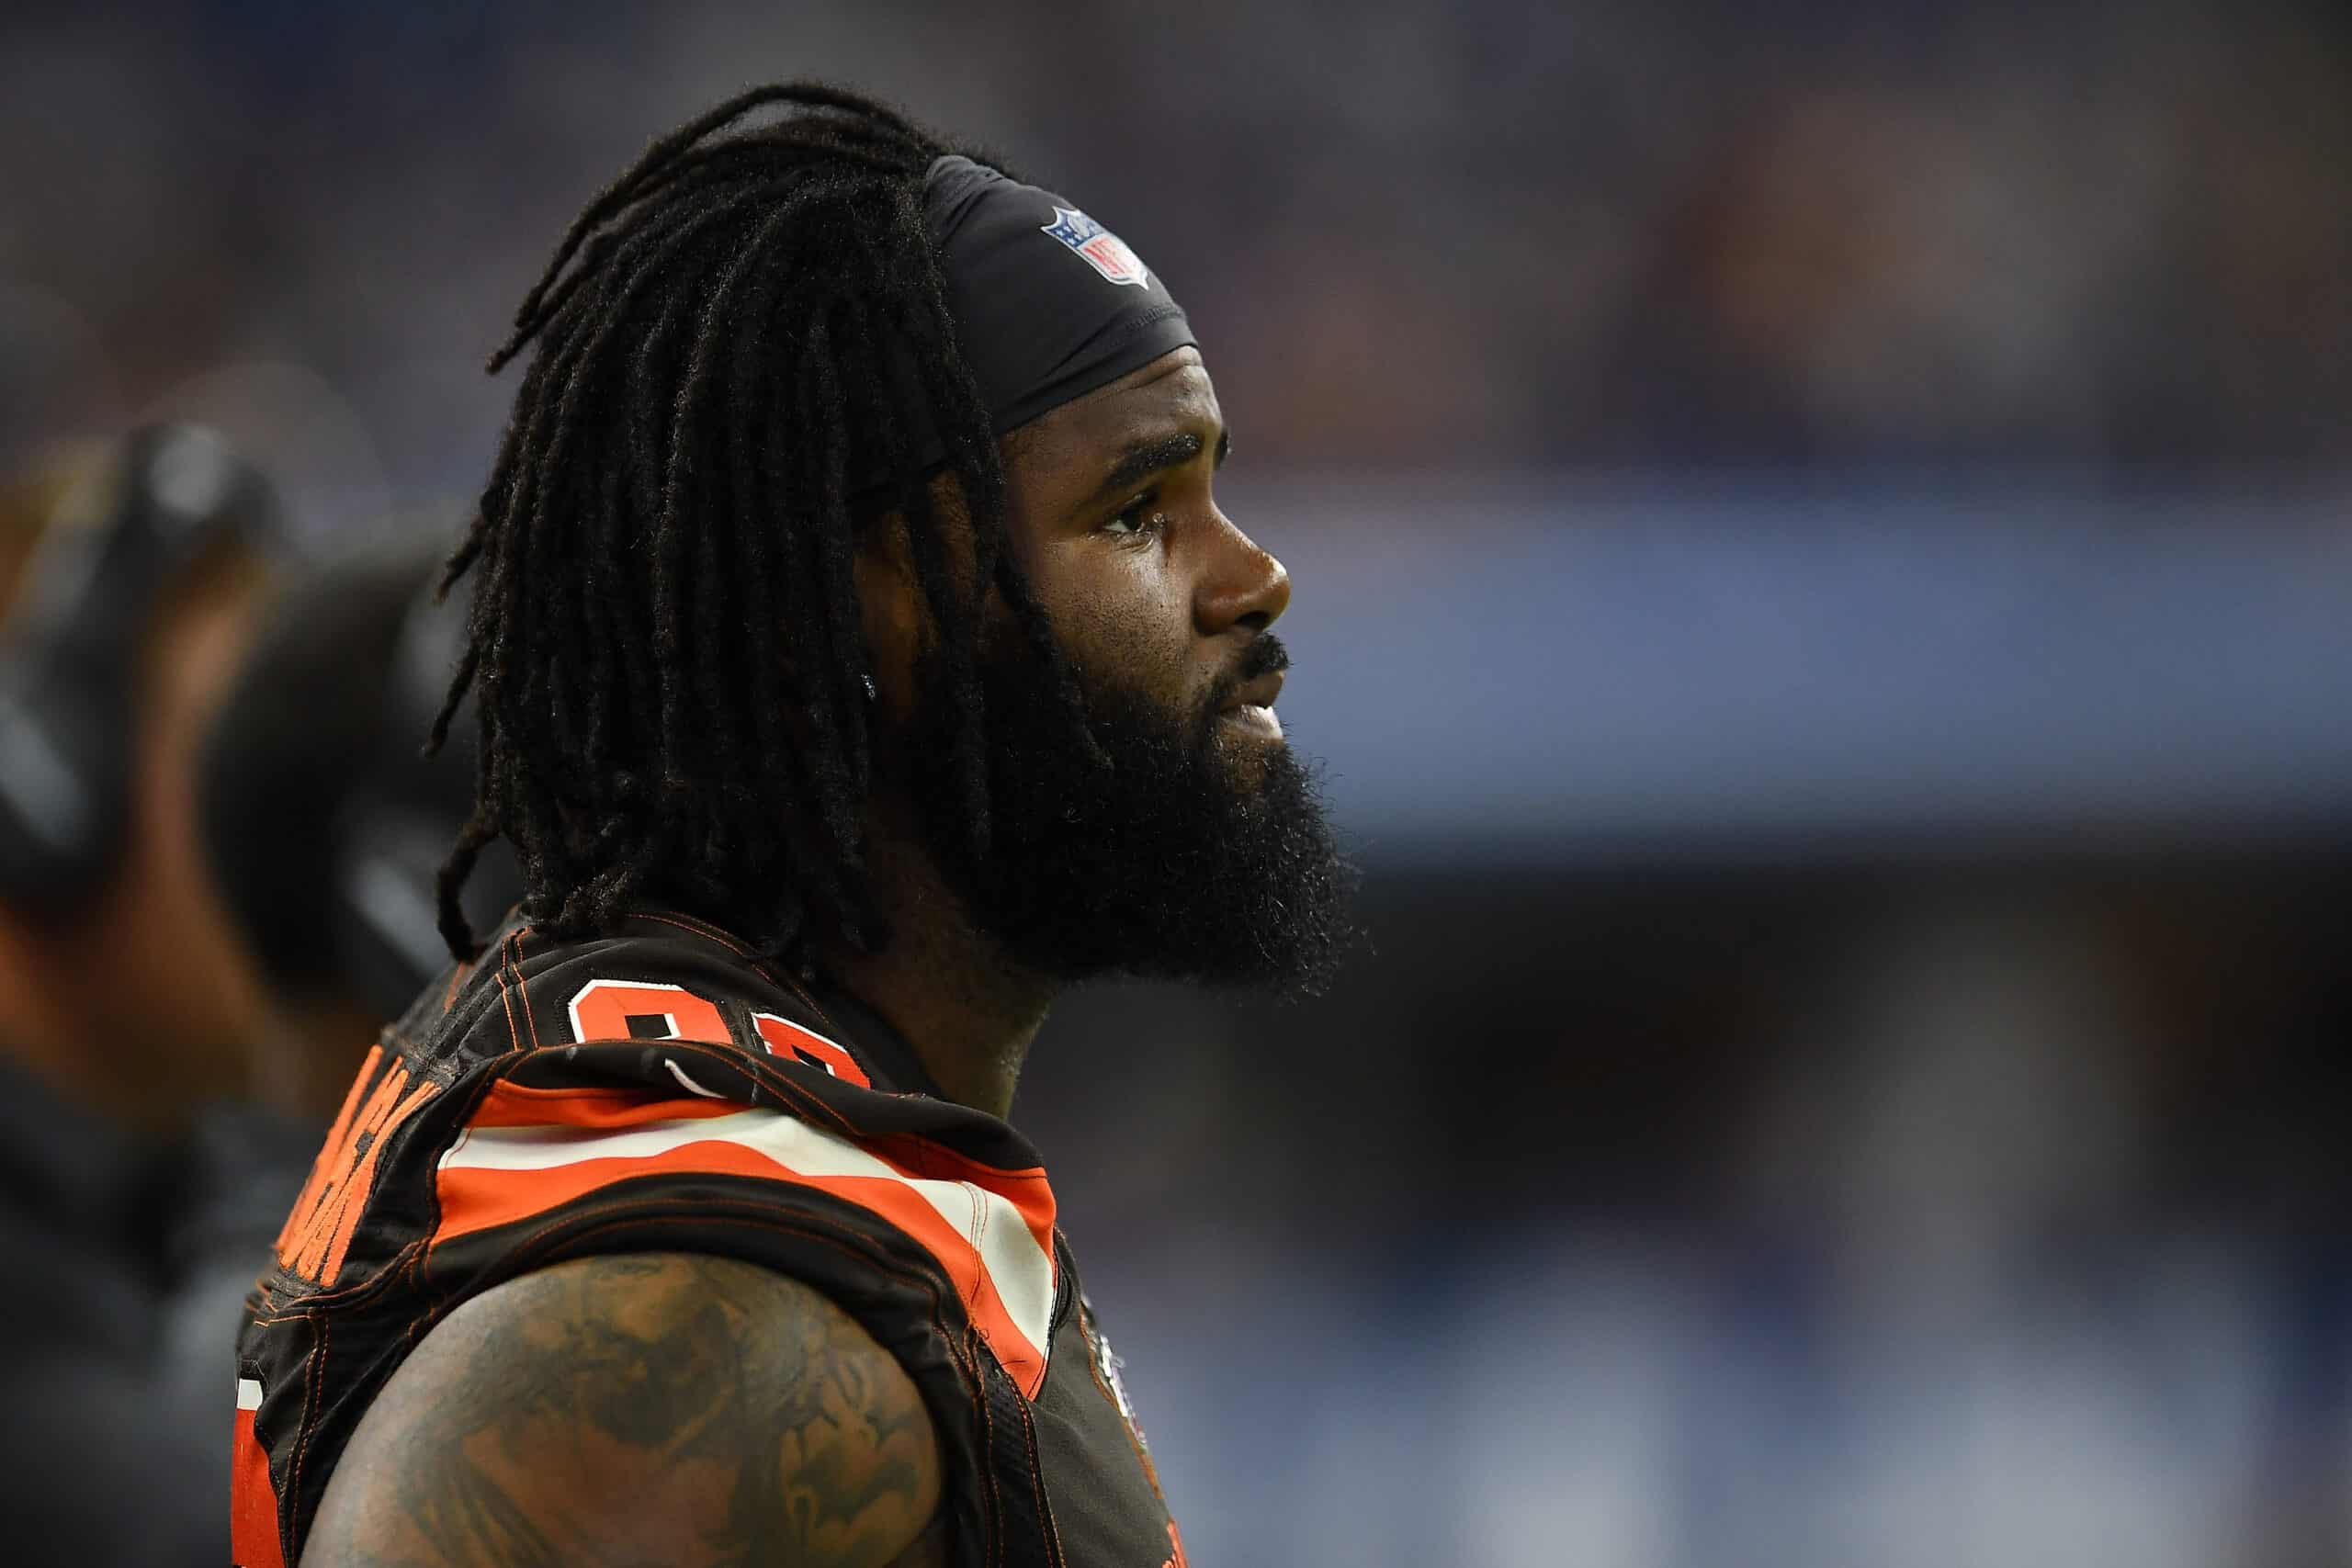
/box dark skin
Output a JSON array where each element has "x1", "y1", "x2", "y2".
[
  {"x1": 303, "y1": 347, "x2": 1290, "y2": 1566},
  {"x1": 305, "y1": 1257, "x2": 948, "y2": 1568},
  {"x1": 841, "y1": 344, "x2": 1287, "y2": 1119}
]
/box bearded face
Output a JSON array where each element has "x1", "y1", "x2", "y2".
[{"x1": 905, "y1": 621, "x2": 1354, "y2": 995}]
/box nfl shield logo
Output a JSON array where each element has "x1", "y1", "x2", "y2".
[{"x1": 1041, "y1": 207, "x2": 1152, "y2": 288}]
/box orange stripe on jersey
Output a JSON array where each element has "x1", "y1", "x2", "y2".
[
  {"x1": 464, "y1": 1080, "x2": 750, "y2": 1130},
  {"x1": 232, "y1": 1379, "x2": 285, "y2": 1568},
  {"x1": 451, "y1": 1086, "x2": 1058, "y2": 1297},
  {"x1": 454, "y1": 1086, "x2": 1058, "y2": 1264},
  {"x1": 434, "y1": 1108, "x2": 1057, "y2": 1396},
  {"x1": 461, "y1": 1084, "x2": 1057, "y2": 1263}
]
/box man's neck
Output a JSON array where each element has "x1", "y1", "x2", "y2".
[{"x1": 821, "y1": 832, "x2": 1057, "y2": 1121}]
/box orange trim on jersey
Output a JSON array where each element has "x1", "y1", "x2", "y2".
[
  {"x1": 277, "y1": 1048, "x2": 441, "y2": 1286},
  {"x1": 464, "y1": 1080, "x2": 750, "y2": 1130},
  {"x1": 232, "y1": 1402, "x2": 286, "y2": 1568},
  {"x1": 432, "y1": 1123, "x2": 1052, "y2": 1394},
  {"x1": 867, "y1": 1132, "x2": 1057, "y2": 1260}
]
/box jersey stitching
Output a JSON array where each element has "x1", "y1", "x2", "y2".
[
  {"x1": 466, "y1": 1078, "x2": 707, "y2": 1101},
  {"x1": 394, "y1": 1060, "x2": 514, "y2": 1290},
  {"x1": 626, "y1": 909, "x2": 844, "y2": 1033},
  {"x1": 1022, "y1": 1394, "x2": 1069, "y2": 1568},
  {"x1": 628, "y1": 908, "x2": 754, "y2": 956},
  {"x1": 251, "y1": 1063, "x2": 466, "y2": 1314},
  {"x1": 287, "y1": 1309, "x2": 330, "y2": 1558},
  {"x1": 516, "y1": 1032, "x2": 855, "y2": 1135},
  {"x1": 961, "y1": 1335, "x2": 999, "y2": 1567},
  {"x1": 972, "y1": 1325, "x2": 1004, "y2": 1568},
  {"x1": 964, "y1": 1183, "x2": 989, "y2": 1323},
  {"x1": 505, "y1": 928, "x2": 544, "y2": 1047},
  {"x1": 662, "y1": 1037, "x2": 859, "y2": 1136},
  {"x1": 495, "y1": 965, "x2": 523, "y2": 1055}
]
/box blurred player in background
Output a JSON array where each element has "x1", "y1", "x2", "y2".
[
  {"x1": 240, "y1": 84, "x2": 1351, "y2": 1568},
  {"x1": 0, "y1": 425, "x2": 278, "y2": 1566},
  {"x1": 171, "y1": 534, "x2": 533, "y2": 1539},
  {"x1": 197, "y1": 534, "x2": 524, "y2": 1124}
]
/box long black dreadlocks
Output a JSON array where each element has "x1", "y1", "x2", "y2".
[{"x1": 428, "y1": 83, "x2": 1081, "y2": 964}]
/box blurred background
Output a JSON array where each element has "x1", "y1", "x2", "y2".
[{"x1": 2, "y1": 0, "x2": 2347, "y2": 1563}]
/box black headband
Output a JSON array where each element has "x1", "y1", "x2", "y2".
[{"x1": 905, "y1": 154, "x2": 1196, "y2": 468}]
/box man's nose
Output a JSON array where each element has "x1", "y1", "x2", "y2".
[{"x1": 1194, "y1": 511, "x2": 1290, "y2": 637}]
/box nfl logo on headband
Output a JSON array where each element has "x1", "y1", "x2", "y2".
[{"x1": 1041, "y1": 207, "x2": 1151, "y2": 288}]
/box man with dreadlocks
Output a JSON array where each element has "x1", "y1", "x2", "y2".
[{"x1": 232, "y1": 84, "x2": 1350, "y2": 1568}]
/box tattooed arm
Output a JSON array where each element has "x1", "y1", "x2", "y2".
[{"x1": 302, "y1": 1254, "x2": 946, "y2": 1568}]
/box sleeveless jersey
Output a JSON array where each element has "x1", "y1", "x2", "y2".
[{"x1": 232, "y1": 910, "x2": 1187, "y2": 1568}]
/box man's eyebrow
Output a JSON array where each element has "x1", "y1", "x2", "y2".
[{"x1": 1086, "y1": 430, "x2": 1224, "y2": 506}]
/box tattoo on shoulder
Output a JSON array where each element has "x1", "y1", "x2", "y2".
[{"x1": 306, "y1": 1254, "x2": 946, "y2": 1568}]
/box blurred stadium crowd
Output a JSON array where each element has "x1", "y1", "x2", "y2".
[
  {"x1": 4, "y1": 0, "x2": 2347, "y2": 495},
  {"x1": 0, "y1": 1, "x2": 2346, "y2": 1565}
]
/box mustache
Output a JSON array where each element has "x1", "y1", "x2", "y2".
[{"x1": 1202, "y1": 633, "x2": 1292, "y2": 716}]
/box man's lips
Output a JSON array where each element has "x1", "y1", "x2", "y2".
[
  {"x1": 1218, "y1": 670, "x2": 1285, "y2": 739},
  {"x1": 1224, "y1": 670, "x2": 1285, "y2": 713}
]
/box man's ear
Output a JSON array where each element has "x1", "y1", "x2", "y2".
[{"x1": 855, "y1": 470, "x2": 991, "y2": 719}]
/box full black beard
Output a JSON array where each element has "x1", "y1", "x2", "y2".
[{"x1": 905, "y1": 627, "x2": 1355, "y2": 994}]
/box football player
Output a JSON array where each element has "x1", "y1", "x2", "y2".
[
  {"x1": 0, "y1": 428, "x2": 277, "y2": 1566},
  {"x1": 197, "y1": 535, "x2": 524, "y2": 1123},
  {"x1": 241, "y1": 85, "x2": 1351, "y2": 1568}
]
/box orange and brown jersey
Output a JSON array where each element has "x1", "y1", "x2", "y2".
[{"x1": 232, "y1": 911, "x2": 1185, "y2": 1568}]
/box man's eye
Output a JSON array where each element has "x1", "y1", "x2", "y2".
[{"x1": 1104, "y1": 493, "x2": 1161, "y2": 538}]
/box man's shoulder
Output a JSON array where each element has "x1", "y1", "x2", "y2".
[
  {"x1": 301, "y1": 1251, "x2": 947, "y2": 1568},
  {"x1": 235, "y1": 916, "x2": 1067, "y2": 1562}
]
